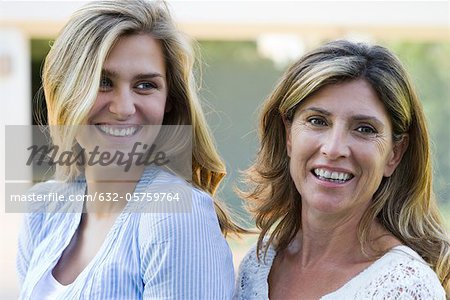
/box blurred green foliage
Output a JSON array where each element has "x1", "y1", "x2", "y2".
[
  {"x1": 30, "y1": 39, "x2": 449, "y2": 227},
  {"x1": 387, "y1": 42, "x2": 450, "y2": 203},
  {"x1": 197, "y1": 41, "x2": 284, "y2": 222},
  {"x1": 197, "y1": 40, "x2": 450, "y2": 226}
]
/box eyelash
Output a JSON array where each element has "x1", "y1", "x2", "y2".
[
  {"x1": 136, "y1": 82, "x2": 157, "y2": 90},
  {"x1": 99, "y1": 77, "x2": 158, "y2": 91},
  {"x1": 356, "y1": 126, "x2": 377, "y2": 134},
  {"x1": 99, "y1": 77, "x2": 112, "y2": 91},
  {"x1": 307, "y1": 116, "x2": 378, "y2": 135},
  {"x1": 307, "y1": 117, "x2": 327, "y2": 127}
]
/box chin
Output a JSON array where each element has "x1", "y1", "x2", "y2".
[{"x1": 304, "y1": 197, "x2": 349, "y2": 215}]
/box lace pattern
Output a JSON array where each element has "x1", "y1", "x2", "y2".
[{"x1": 234, "y1": 244, "x2": 446, "y2": 300}]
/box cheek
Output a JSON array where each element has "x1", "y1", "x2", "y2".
[
  {"x1": 141, "y1": 98, "x2": 167, "y2": 121},
  {"x1": 290, "y1": 128, "x2": 319, "y2": 158},
  {"x1": 373, "y1": 139, "x2": 394, "y2": 173},
  {"x1": 374, "y1": 138, "x2": 391, "y2": 156},
  {"x1": 355, "y1": 143, "x2": 390, "y2": 182},
  {"x1": 86, "y1": 96, "x2": 106, "y2": 120},
  {"x1": 288, "y1": 134, "x2": 315, "y2": 179}
]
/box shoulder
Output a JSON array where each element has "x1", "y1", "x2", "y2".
[
  {"x1": 354, "y1": 245, "x2": 446, "y2": 299},
  {"x1": 239, "y1": 241, "x2": 274, "y2": 269},
  {"x1": 19, "y1": 178, "x2": 85, "y2": 239},
  {"x1": 21, "y1": 179, "x2": 85, "y2": 214},
  {"x1": 139, "y1": 167, "x2": 216, "y2": 213},
  {"x1": 137, "y1": 169, "x2": 221, "y2": 244},
  {"x1": 25, "y1": 180, "x2": 65, "y2": 208},
  {"x1": 137, "y1": 171, "x2": 234, "y2": 298},
  {"x1": 17, "y1": 181, "x2": 81, "y2": 262},
  {"x1": 27, "y1": 178, "x2": 83, "y2": 195},
  {"x1": 20, "y1": 179, "x2": 82, "y2": 224},
  {"x1": 235, "y1": 240, "x2": 276, "y2": 300}
]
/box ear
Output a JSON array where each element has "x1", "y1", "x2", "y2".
[
  {"x1": 282, "y1": 116, "x2": 292, "y2": 157},
  {"x1": 384, "y1": 134, "x2": 409, "y2": 177}
]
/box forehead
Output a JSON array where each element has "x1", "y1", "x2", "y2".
[
  {"x1": 103, "y1": 33, "x2": 166, "y2": 75},
  {"x1": 298, "y1": 79, "x2": 390, "y2": 121}
]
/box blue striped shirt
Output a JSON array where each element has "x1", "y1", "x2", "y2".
[{"x1": 17, "y1": 167, "x2": 234, "y2": 299}]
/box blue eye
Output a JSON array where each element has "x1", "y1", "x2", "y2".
[
  {"x1": 99, "y1": 77, "x2": 112, "y2": 91},
  {"x1": 308, "y1": 117, "x2": 327, "y2": 126},
  {"x1": 136, "y1": 82, "x2": 157, "y2": 89},
  {"x1": 356, "y1": 126, "x2": 377, "y2": 134}
]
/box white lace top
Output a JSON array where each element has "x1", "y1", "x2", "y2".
[{"x1": 235, "y1": 243, "x2": 446, "y2": 299}]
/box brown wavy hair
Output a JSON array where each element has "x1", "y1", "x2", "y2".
[{"x1": 239, "y1": 40, "x2": 450, "y2": 290}]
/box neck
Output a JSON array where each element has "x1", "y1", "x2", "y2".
[
  {"x1": 288, "y1": 205, "x2": 397, "y2": 268},
  {"x1": 298, "y1": 213, "x2": 364, "y2": 267},
  {"x1": 83, "y1": 165, "x2": 144, "y2": 215}
]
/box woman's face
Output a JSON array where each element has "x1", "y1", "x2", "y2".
[
  {"x1": 285, "y1": 79, "x2": 404, "y2": 217},
  {"x1": 78, "y1": 33, "x2": 168, "y2": 155}
]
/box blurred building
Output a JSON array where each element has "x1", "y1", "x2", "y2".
[{"x1": 1, "y1": 1, "x2": 449, "y2": 298}]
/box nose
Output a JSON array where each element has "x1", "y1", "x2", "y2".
[
  {"x1": 320, "y1": 125, "x2": 350, "y2": 160},
  {"x1": 108, "y1": 89, "x2": 136, "y2": 120}
]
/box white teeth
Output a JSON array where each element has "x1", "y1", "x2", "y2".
[
  {"x1": 314, "y1": 168, "x2": 352, "y2": 182},
  {"x1": 98, "y1": 125, "x2": 138, "y2": 137}
]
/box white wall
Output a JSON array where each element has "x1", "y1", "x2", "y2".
[{"x1": 0, "y1": 28, "x2": 31, "y2": 299}]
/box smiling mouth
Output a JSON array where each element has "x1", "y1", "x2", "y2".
[
  {"x1": 96, "y1": 125, "x2": 141, "y2": 137},
  {"x1": 312, "y1": 168, "x2": 354, "y2": 184}
]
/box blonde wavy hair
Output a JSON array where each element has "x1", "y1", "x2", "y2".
[
  {"x1": 42, "y1": 0, "x2": 241, "y2": 235},
  {"x1": 240, "y1": 40, "x2": 450, "y2": 290}
]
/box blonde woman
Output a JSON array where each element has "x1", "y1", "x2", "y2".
[
  {"x1": 235, "y1": 40, "x2": 449, "y2": 299},
  {"x1": 17, "y1": 0, "x2": 239, "y2": 298}
]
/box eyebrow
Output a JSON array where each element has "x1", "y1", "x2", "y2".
[
  {"x1": 101, "y1": 69, "x2": 165, "y2": 80},
  {"x1": 299, "y1": 107, "x2": 331, "y2": 116},
  {"x1": 351, "y1": 114, "x2": 384, "y2": 128},
  {"x1": 300, "y1": 106, "x2": 384, "y2": 127}
]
